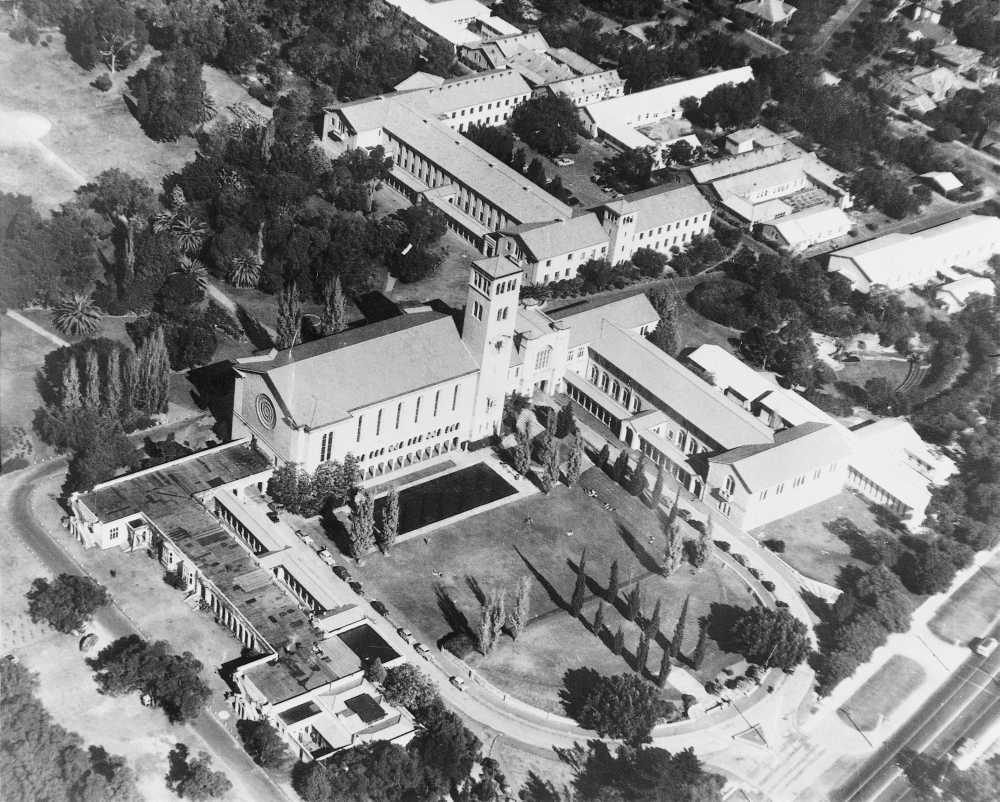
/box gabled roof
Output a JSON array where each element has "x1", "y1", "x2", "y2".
[
  {"x1": 766, "y1": 205, "x2": 852, "y2": 247},
  {"x1": 590, "y1": 323, "x2": 773, "y2": 450},
  {"x1": 736, "y1": 0, "x2": 796, "y2": 23},
  {"x1": 920, "y1": 170, "x2": 962, "y2": 192},
  {"x1": 394, "y1": 71, "x2": 446, "y2": 91},
  {"x1": 600, "y1": 185, "x2": 712, "y2": 232},
  {"x1": 512, "y1": 213, "x2": 607, "y2": 262},
  {"x1": 548, "y1": 292, "x2": 659, "y2": 348},
  {"x1": 234, "y1": 313, "x2": 479, "y2": 428},
  {"x1": 711, "y1": 422, "x2": 851, "y2": 491}
]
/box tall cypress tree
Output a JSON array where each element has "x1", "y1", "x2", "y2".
[
  {"x1": 625, "y1": 585, "x2": 642, "y2": 622},
  {"x1": 612, "y1": 625, "x2": 624, "y2": 656},
  {"x1": 636, "y1": 630, "x2": 650, "y2": 674},
  {"x1": 571, "y1": 548, "x2": 588, "y2": 616},
  {"x1": 657, "y1": 648, "x2": 672, "y2": 688},
  {"x1": 349, "y1": 489, "x2": 376, "y2": 558},
  {"x1": 629, "y1": 453, "x2": 648, "y2": 497},
  {"x1": 593, "y1": 600, "x2": 605, "y2": 635},
  {"x1": 645, "y1": 597, "x2": 662, "y2": 641},
  {"x1": 321, "y1": 274, "x2": 347, "y2": 335},
  {"x1": 650, "y1": 465, "x2": 665, "y2": 509},
  {"x1": 121, "y1": 346, "x2": 138, "y2": 412},
  {"x1": 613, "y1": 449, "x2": 630, "y2": 486},
  {"x1": 378, "y1": 486, "x2": 400, "y2": 553},
  {"x1": 104, "y1": 346, "x2": 122, "y2": 416},
  {"x1": 671, "y1": 595, "x2": 690, "y2": 659},
  {"x1": 598, "y1": 443, "x2": 610, "y2": 471},
  {"x1": 692, "y1": 616, "x2": 709, "y2": 670},
  {"x1": 565, "y1": 435, "x2": 583, "y2": 486},
  {"x1": 607, "y1": 559, "x2": 620, "y2": 604},
  {"x1": 83, "y1": 348, "x2": 101, "y2": 408},
  {"x1": 275, "y1": 282, "x2": 302, "y2": 350},
  {"x1": 148, "y1": 326, "x2": 171, "y2": 413},
  {"x1": 62, "y1": 356, "x2": 82, "y2": 410}
]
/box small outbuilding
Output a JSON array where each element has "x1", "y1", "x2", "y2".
[{"x1": 920, "y1": 170, "x2": 962, "y2": 194}]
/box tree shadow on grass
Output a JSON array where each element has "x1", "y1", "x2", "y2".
[
  {"x1": 235, "y1": 305, "x2": 274, "y2": 350},
  {"x1": 826, "y1": 516, "x2": 878, "y2": 563},
  {"x1": 434, "y1": 582, "x2": 472, "y2": 638},
  {"x1": 515, "y1": 545, "x2": 569, "y2": 614},
  {"x1": 559, "y1": 666, "x2": 602, "y2": 721},
  {"x1": 615, "y1": 521, "x2": 662, "y2": 576},
  {"x1": 465, "y1": 575, "x2": 486, "y2": 606},
  {"x1": 706, "y1": 602, "x2": 745, "y2": 654}
]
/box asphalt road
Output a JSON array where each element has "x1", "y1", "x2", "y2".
[
  {"x1": 3, "y1": 460, "x2": 290, "y2": 802},
  {"x1": 834, "y1": 626, "x2": 1000, "y2": 802}
]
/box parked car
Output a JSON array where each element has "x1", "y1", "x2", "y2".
[
  {"x1": 371, "y1": 600, "x2": 389, "y2": 617},
  {"x1": 397, "y1": 627, "x2": 414, "y2": 643},
  {"x1": 554, "y1": 157, "x2": 574, "y2": 167},
  {"x1": 317, "y1": 549, "x2": 336, "y2": 566},
  {"x1": 414, "y1": 642, "x2": 431, "y2": 659},
  {"x1": 975, "y1": 636, "x2": 998, "y2": 657},
  {"x1": 267, "y1": 511, "x2": 280, "y2": 523},
  {"x1": 333, "y1": 566, "x2": 351, "y2": 582},
  {"x1": 449, "y1": 675, "x2": 466, "y2": 691},
  {"x1": 566, "y1": 195, "x2": 581, "y2": 206},
  {"x1": 348, "y1": 581, "x2": 365, "y2": 596},
  {"x1": 301, "y1": 535, "x2": 316, "y2": 550}
]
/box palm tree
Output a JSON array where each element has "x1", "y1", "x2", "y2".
[
  {"x1": 170, "y1": 213, "x2": 209, "y2": 255},
  {"x1": 52, "y1": 294, "x2": 102, "y2": 336},
  {"x1": 174, "y1": 255, "x2": 209, "y2": 290},
  {"x1": 228, "y1": 254, "x2": 262, "y2": 289}
]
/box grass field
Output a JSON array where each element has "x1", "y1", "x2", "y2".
[
  {"x1": 0, "y1": 316, "x2": 60, "y2": 461},
  {"x1": 353, "y1": 465, "x2": 750, "y2": 713},
  {"x1": 839, "y1": 655, "x2": 926, "y2": 732},
  {"x1": 752, "y1": 492, "x2": 881, "y2": 587},
  {"x1": 928, "y1": 552, "x2": 1000, "y2": 645}
]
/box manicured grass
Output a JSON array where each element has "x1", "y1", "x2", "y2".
[
  {"x1": 353, "y1": 465, "x2": 751, "y2": 713},
  {"x1": 929, "y1": 552, "x2": 1000, "y2": 645},
  {"x1": 0, "y1": 316, "x2": 60, "y2": 461},
  {"x1": 836, "y1": 357, "x2": 913, "y2": 392},
  {"x1": 839, "y1": 655, "x2": 926, "y2": 732},
  {"x1": 751, "y1": 492, "x2": 879, "y2": 587}
]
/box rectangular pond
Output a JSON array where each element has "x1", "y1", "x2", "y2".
[{"x1": 378, "y1": 462, "x2": 517, "y2": 535}]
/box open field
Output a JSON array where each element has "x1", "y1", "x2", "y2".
[
  {"x1": 0, "y1": 315, "x2": 58, "y2": 442},
  {"x1": 839, "y1": 655, "x2": 926, "y2": 732},
  {"x1": 835, "y1": 356, "x2": 914, "y2": 392},
  {"x1": 353, "y1": 465, "x2": 750, "y2": 713},
  {"x1": 751, "y1": 491, "x2": 883, "y2": 587},
  {"x1": 929, "y1": 551, "x2": 1000, "y2": 645},
  {"x1": 0, "y1": 35, "x2": 197, "y2": 208}
]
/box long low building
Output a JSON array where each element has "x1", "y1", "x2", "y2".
[
  {"x1": 379, "y1": 0, "x2": 520, "y2": 49},
  {"x1": 580, "y1": 67, "x2": 755, "y2": 165},
  {"x1": 759, "y1": 205, "x2": 853, "y2": 252},
  {"x1": 827, "y1": 214, "x2": 1000, "y2": 292},
  {"x1": 69, "y1": 440, "x2": 417, "y2": 762}
]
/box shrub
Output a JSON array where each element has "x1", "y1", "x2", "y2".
[
  {"x1": 10, "y1": 18, "x2": 40, "y2": 44},
  {"x1": 715, "y1": 540, "x2": 731, "y2": 552},
  {"x1": 441, "y1": 631, "x2": 476, "y2": 659},
  {"x1": 93, "y1": 73, "x2": 112, "y2": 91},
  {"x1": 761, "y1": 580, "x2": 776, "y2": 592},
  {"x1": 748, "y1": 566, "x2": 760, "y2": 579},
  {"x1": 731, "y1": 553, "x2": 747, "y2": 566},
  {"x1": 762, "y1": 538, "x2": 786, "y2": 553}
]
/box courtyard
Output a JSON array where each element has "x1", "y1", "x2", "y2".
[
  {"x1": 751, "y1": 491, "x2": 884, "y2": 587},
  {"x1": 352, "y1": 465, "x2": 752, "y2": 714}
]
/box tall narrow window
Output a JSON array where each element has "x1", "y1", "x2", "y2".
[
  {"x1": 414, "y1": 396, "x2": 421, "y2": 423},
  {"x1": 395, "y1": 403, "x2": 402, "y2": 429},
  {"x1": 433, "y1": 389, "x2": 440, "y2": 417},
  {"x1": 452, "y1": 385, "x2": 460, "y2": 411},
  {"x1": 356, "y1": 415, "x2": 363, "y2": 443},
  {"x1": 376, "y1": 409, "x2": 383, "y2": 436}
]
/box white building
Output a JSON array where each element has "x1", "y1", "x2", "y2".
[
  {"x1": 379, "y1": 0, "x2": 520, "y2": 50},
  {"x1": 759, "y1": 205, "x2": 853, "y2": 252},
  {"x1": 827, "y1": 215, "x2": 1000, "y2": 292},
  {"x1": 935, "y1": 275, "x2": 996, "y2": 313},
  {"x1": 580, "y1": 67, "x2": 754, "y2": 166}
]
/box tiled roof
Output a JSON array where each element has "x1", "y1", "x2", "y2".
[
  {"x1": 590, "y1": 323, "x2": 773, "y2": 450},
  {"x1": 549, "y1": 292, "x2": 658, "y2": 348},
  {"x1": 600, "y1": 185, "x2": 712, "y2": 232},
  {"x1": 736, "y1": 0, "x2": 796, "y2": 23},
  {"x1": 711, "y1": 422, "x2": 852, "y2": 491},
  {"x1": 235, "y1": 313, "x2": 479, "y2": 427},
  {"x1": 513, "y1": 213, "x2": 607, "y2": 262}
]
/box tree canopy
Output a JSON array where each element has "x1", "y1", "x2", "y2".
[
  {"x1": 26, "y1": 574, "x2": 109, "y2": 634},
  {"x1": 509, "y1": 94, "x2": 581, "y2": 157}
]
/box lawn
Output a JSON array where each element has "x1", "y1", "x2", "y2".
[
  {"x1": 838, "y1": 655, "x2": 926, "y2": 732},
  {"x1": 928, "y1": 552, "x2": 1000, "y2": 645},
  {"x1": 751, "y1": 492, "x2": 882, "y2": 587},
  {"x1": 353, "y1": 465, "x2": 751, "y2": 714},
  {"x1": 834, "y1": 356, "x2": 914, "y2": 393},
  {"x1": 0, "y1": 36, "x2": 270, "y2": 212}
]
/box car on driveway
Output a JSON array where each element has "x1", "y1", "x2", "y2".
[
  {"x1": 397, "y1": 627, "x2": 414, "y2": 643},
  {"x1": 371, "y1": 600, "x2": 389, "y2": 617},
  {"x1": 333, "y1": 566, "x2": 351, "y2": 582},
  {"x1": 414, "y1": 642, "x2": 431, "y2": 659},
  {"x1": 449, "y1": 676, "x2": 466, "y2": 691},
  {"x1": 317, "y1": 548, "x2": 336, "y2": 566},
  {"x1": 554, "y1": 157, "x2": 575, "y2": 167},
  {"x1": 975, "y1": 636, "x2": 998, "y2": 657}
]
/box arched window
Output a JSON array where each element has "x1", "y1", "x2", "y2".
[
  {"x1": 590, "y1": 365, "x2": 600, "y2": 383},
  {"x1": 725, "y1": 475, "x2": 736, "y2": 496},
  {"x1": 600, "y1": 373, "x2": 610, "y2": 393},
  {"x1": 611, "y1": 380, "x2": 620, "y2": 402}
]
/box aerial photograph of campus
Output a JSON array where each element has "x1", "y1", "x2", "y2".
[{"x1": 2, "y1": 0, "x2": 1000, "y2": 799}]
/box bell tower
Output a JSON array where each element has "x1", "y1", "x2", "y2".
[{"x1": 462, "y1": 256, "x2": 521, "y2": 439}]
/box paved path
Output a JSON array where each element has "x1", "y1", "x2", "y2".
[
  {"x1": 1, "y1": 461, "x2": 293, "y2": 802},
  {"x1": 6, "y1": 309, "x2": 69, "y2": 348}
]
